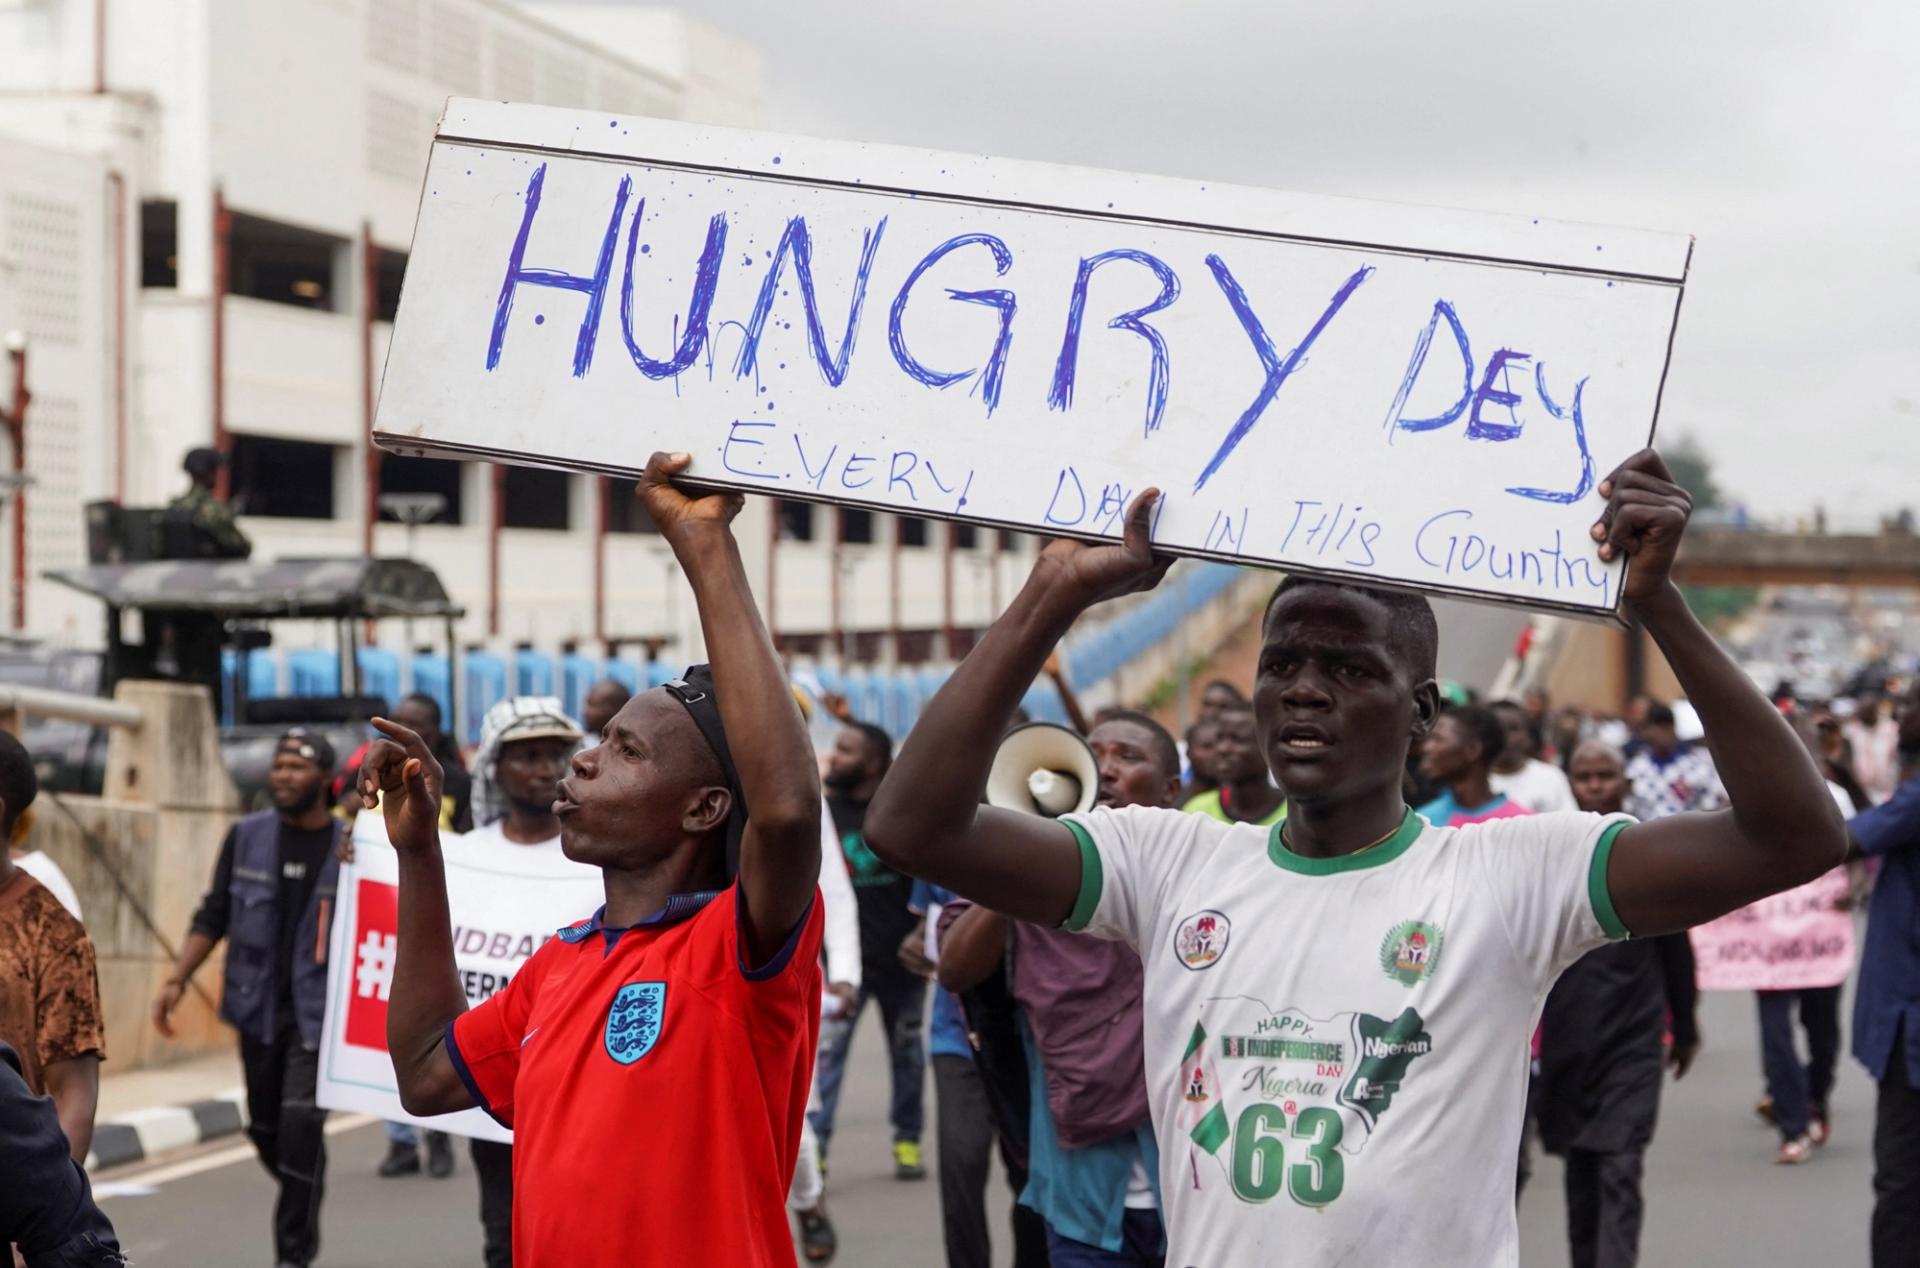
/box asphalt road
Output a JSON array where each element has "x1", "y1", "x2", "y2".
[{"x1": 97, "y1": 983, "x2": 1876, "y2": 1266}]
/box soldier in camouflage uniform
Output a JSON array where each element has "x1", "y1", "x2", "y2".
[{"x1": 169, "y1": 447, "x2": 251, "y2": 560}]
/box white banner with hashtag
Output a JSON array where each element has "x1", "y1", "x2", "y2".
[{"x1": 316, "y1": 813, "x2": 605, "y2": 1141}]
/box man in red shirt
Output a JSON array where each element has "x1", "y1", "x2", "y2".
[{"x1": 362, "y1": 453, "x2": 824, "y2": 1267}]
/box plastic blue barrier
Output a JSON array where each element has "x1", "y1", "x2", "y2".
[
  {"x1": 513, "y1": 648, "x2": 556, "y2": 698},
  {"x1": 561, "y1": 653, "x2": 599, "y2": 722},
  {"x1": 409, "y1": 654, "x2": 453, "y2": 729},
  {"x1": 839, "y1": 669, "x2": 876, "y2": 731},
  {"x1": 881, "y1": 671, "x2": 918, "y2": 738},
  {"x1": 463, "y1": 652, "x2": 508, "y2": 746},
  {"x1": 603, "y1": 659, "x2": 640, "y2": 694},
  {"x1": 220, "y1": 651, "x2": 283, "y2": 725},
  {"x1": 356, "y1": 647, "x2": 402, "y2": 713},
  {"x1": 287, "y1": 649, "x2": 339, "y2": 698}
]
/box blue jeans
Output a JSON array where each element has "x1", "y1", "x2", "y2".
[
  {"x1": 1044, "y1": 1209, "x2": 1166, "y2": 1267},
  {"x1": 1758, "y1": 986, "x2": 1841, "y2": 1140},
  {"x1": 809, "y1": 969, "x2": 926, "y2": 1153},
  {"x1": 384, "y1": 1120, "x2": 416, "y2": 1147}
]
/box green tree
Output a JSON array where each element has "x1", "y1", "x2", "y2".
[{"x1": 1663, "y1": 436, "x2": 1722, "y2": 513}]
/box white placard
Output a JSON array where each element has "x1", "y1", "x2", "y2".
[
  {"x1": 375, "y1": 100, "x2": 1691, "y2": 617},
  {"x1": 316, "y1": 813, "x2": 603, "y2": 1141}
]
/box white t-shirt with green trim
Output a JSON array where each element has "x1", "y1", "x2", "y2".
[{"x1": 1060, "y1": 805, "x2": 1631, "y2": 1266}]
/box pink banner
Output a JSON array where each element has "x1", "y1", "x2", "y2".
[{"x1": 1690, "y1": 867, "x2": 1854, "y2": 992}]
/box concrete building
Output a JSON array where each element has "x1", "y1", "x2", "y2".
[{"x1": 0, "y1": 0, "x2": 1042, "y2": 706}]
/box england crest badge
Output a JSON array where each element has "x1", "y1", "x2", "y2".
[{"x1": 605, "y1": 981, "x2": 667, "y2": 1065}]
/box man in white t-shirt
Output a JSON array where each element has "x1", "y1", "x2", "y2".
[
  {"x1": 12, "y1": 848, "x2": 82, "y2": 921},
  {"x1": 1489, "y1": 699, "x2": 1577, "y2": 814},
  {"x1": 864, "y1": 449, "x2": 1847, "y2": 1265}
]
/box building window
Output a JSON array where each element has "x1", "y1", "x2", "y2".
[
  {"x1": 840, "y1": 508, "x2": 875, "y2": 545},
  {"x1": 502, "y1": 467, "x2": 571, "y2": 530},
  {"x1": 998, "y1": 528, "x2": 1023, "y2": 551},
  {"x1": 779, "y1": 632, "x2": 825, "y2": 658},
  {"x1": 375, "y1": 247, "x2": 408, "y2": 322},
  {"x1": 229, "y1": 434, "x2": 336, "y2": 519},
  {"x1": 227, "y1": 212, "x2": 347, "y2": 311},
  {"x1": 898, "y1": 516, "x2": 929, "y2": 548},
  {"x1": 777, "y1": 500, "x2": 815, "y2": 542},
  {"x1": 141, "y1": 201, "x2": 177, "y2": 289},
  {"x1": 377, "y1": 455, "x2": 464, "y2": 525},
  {"x1": 952, "y1": 522, "x2": 978, "y2": 550},
  {"x1": 603, "y1": 479, "x2": 659, "y2": 534},
  {"x1": 896, "y1": 629, "x2": 937, "y2": 663}
]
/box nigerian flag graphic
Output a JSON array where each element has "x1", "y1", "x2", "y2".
[
  {"x1": 1179, "y1": 998, "x2": 1433, "y2": 1186},
  {"x1": 1181, "y1": 1018, "x2": 1232, "y2": 1156}
]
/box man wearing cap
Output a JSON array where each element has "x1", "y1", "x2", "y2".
[
  {"x1": 154, "y1": 728, "x2": 344, "y2": 1268},
  {"x1": 365, "y1": 453, "x2": 824, "y2": 1266},
  {"x1": 168, "y1": 447, "x2": 251, "y2": 559}
]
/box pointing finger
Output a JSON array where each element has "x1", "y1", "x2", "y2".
[{"x1": 369, "y1": 717, "x2": 433, "y2": 762}]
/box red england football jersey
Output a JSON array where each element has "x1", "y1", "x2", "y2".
[{"x1": 447, "y1": 885, "x2": 823, "y2": 1266}]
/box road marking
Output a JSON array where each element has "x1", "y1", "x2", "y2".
[{"x1": 96, "y1": 1114, "x2": 376, "y2": 1194}]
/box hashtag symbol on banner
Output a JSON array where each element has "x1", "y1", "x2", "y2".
[{"x1": 356, "y1": 930, "x2": 397, "y2": 1001}]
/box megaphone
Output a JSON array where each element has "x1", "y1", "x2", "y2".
[{"x1": 986, "y1": 722, "x2": 1099, "y2": 818}]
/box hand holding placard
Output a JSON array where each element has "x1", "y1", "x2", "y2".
[
  {"x1": 1032, "y1": 487, "x2": 1171, "y2": 618},
  {"x1": 1589, "y1": 448, "x2": 1694, "y2": 610}
]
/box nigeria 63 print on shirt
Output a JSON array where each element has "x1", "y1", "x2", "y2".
[{"x1": 1060, "y1": 804, "x2": 1631, "y2": 1265}]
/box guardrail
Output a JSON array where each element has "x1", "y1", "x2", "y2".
[{"x1": 0, "y1": 684, "x2": 144, "y2": 731}]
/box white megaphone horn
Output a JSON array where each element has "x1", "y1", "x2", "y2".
[{"x1": 986, "y1": 722, "x2": 1099, "y2": 818}]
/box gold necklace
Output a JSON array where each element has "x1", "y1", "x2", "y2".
[{"x1": 1281, "y1": 811, "x2": 1404, "y2": 858}]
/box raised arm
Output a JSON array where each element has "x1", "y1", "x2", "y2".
[
  {"x1": 1044, "y1": 650, "x2": 1092, "y2": 736},
  {"x1": 359, "y1": 719, "x2": 472, "y2": 1117},
  {"x1": 638, "y1": 453, "x2": 820, "y2": 966},
  {"x1": 1593, "y1": 450, "x2": 1847, "y2": 936},
  {"x1": 865, "y1": 491, "x2": 1169, "y2": 925}
]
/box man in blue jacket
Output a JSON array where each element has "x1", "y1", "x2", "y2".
[
  {"x1": 1846, "y1": 683, "x2": 1920, "y2": 1266},
  {"x1": 153, "y1": 729, "x2": 344, "y2": 1268}
]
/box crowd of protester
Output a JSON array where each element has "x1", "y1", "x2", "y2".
[{"x1": 4, "y1": 475, "x2": 1918, "y2": 1268}]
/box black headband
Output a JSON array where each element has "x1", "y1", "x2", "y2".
[{"x1": 663, "y1": 665, "x2": 746, "y2": 877}]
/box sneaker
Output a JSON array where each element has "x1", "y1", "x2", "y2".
[
  {"x1": 376, "y1": 1141, "x2": 420, "y2": 1178},
  {"x1": 892, "y1": 1139, "x2": 926, "y2": 1181},
  {"x1": 796, "y1": 1200, "x2": 838, "y2": 1263},
  {"x1": 426, "y1": 1130, "x2": 455, "y2": 1178},
  {"x1": 1808, "y1": 1113, "x2": 1831, "y2": 1147},
  {"x1": 1754, "y1": 1094, "x2": 1775, "y2": 1125},
  {"x1": 1776, "y1": 1135, "x2": 1813, "y2": 1165}
]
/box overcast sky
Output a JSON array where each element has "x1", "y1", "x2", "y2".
[{"x1": 635, "y1": 1, "x2": 1918, "y2": 522}]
